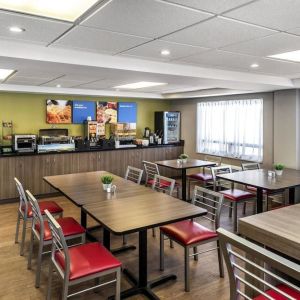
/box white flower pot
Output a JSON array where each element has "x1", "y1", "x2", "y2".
[
  {"x1": 182, "y1": 158, "x2": 188, "y2": 163},
  {"x1": 103, "y1": 183, "x2": 112, "y2": 191},
  {"x1": 275, "y1": 170, "x2": 283, "y2": 176}
]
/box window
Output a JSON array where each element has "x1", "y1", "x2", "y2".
[{"x1": 196, "y1": 99, "x2": 263, "y2": 162}]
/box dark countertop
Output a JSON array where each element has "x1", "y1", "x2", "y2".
[{"x1": 0, "y1": 142, "x2": 184, "y2": 158}]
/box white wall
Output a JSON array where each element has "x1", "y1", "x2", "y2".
[{"x1": 171, "y1": 92, "x2": 274, "y2": 168}]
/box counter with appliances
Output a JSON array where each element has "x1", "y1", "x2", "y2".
[{"x1": 0, "y1": 143, "x2": 184, "y2": 202}]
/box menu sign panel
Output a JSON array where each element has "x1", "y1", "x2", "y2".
[
  {"x1": 46, "y1": 99, "x2": 72, "y2": 124},
  {"x1": 96, "y1": 102, "x2": 117, "y2": 135},
  {"x1": 118, "y1": 102, "x2": 137, "y2": 123},
  {"x1": 72, "y1": 101, "x2": 96, "y2": 124}
]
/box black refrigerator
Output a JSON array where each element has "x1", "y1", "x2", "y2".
[{"x1": 155, "y1": 111, "x2": 181, "y2": 144}]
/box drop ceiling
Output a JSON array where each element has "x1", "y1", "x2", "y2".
[{"x1": 1, "y1": 0, "x2": 300, "y2": 99}]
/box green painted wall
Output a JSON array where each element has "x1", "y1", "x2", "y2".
[{"x1": 0, "y1": 92, "x2": 171, "y2": 138}]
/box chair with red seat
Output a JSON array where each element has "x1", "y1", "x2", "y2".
[
  {"x1": 160, "y1": 186, "x2": 224, "y2": 292},
  {"x1": 218, "y1": 227, "x2": 300, "y2": 300},
  {"x1": 211, "y1": 166, "x2": 256, "y2": 232},
  {"x1": 241, "y1": 162, "x2": 286, "y2": 211},
  {"x1": 143, "y1": 160, "x2": 180, "y2": 197},
  {"x1": 125, "y1": 165, "x2": 144, "y2": 185},
  {"x1": 26, "y1": 190, "x2": 86, "y2": 288},
  {"x1": 187, "y1": 155, "x2": 222, "y2": 199},
  {"x1": 45, "y1": 210, "x2": 121, "y2": 300},
  {"x1": 14, "y1": 177, "x2": 63, "y2": 256}
]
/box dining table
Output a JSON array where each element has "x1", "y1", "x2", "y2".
[
  {"x1": 216, "y1": 168, "x2": 300, "y2": 213},
  {"x1": 155, "y1": 159, "x2": 216, "y2": 201},
  {"x1": 83, "y1": 192, "x2": 207, "y2": 300}
]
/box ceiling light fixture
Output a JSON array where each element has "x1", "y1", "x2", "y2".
[
  {"x1": 250, "y1": 63, "x2": 259, "y2": 68},
  {"x1": 0, "y1": 69, "x2": 15, "y2": 81},
  {"x1": 269, "y1": 50, "x2": 300, "y2": 62},
  {"x1": 9, "y1": 26, "x2": 25, "y2": 33},
  {"x1": 0, "y1": 0, "x2": 99, "y2": 22},
  {"x1": 56, "y1": 84, "x2": 61, "y2": 88},
  {"x1": 161, "y1": 49, "x2": 170, "y2": 56},
  {"x1": 114, "y1": 81, "x2": 167, "y2": 90}
]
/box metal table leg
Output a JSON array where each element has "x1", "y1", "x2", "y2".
[
  {"x1": 289, "y1": 187, "x2": 295, "y2": 205},
  {"x1": 256, "y1": 188, "x2": 264, "y2": 213},
  {"x1": 181, "y1": 168, "x2": 187, "y2": 201}
]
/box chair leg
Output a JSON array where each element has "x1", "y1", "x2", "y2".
[
  {"x1": 169, "y1": 239, "x2": 174, "y2": 248},
  {"x1": 20, "y1": 217, "x2": 27, "y2": 256},
  {"x1": 152, "y1": 228, "x2": 156, "y2": 237},
  {"x1": 62, "y1": 278, "x2": 69, "y2": 300},
  {"x1": 122, "y1": 234, "x2": 127, "y2": 245},
  {"x1": 252, "y1": 201, "x2": 256, "y2": 214},
  {"x1": 115, "y1": 268, "x2": 121, "y2": 300},
  {"x1": 217, "y1": 241, "x2": 224, "y2": 278},
  {"x1": 233, "y1": 202, "x2": 238, "y2": 233},
  {"x1": 193, "y1": 246, "x2": 198, "y2": 261},
  {"x1": 160, "y1": 231, "x2": 165, "y2": 271},
  {"x1": 188, "y1": 179, "x2": 191, "y2": 200},
  {"x1": 15, "y1": 212, "x2": 21, "y2": 244},
  {"x1": 229, "y1": 202, "x2": 233, "y2": 218},
  {"x1": 242, "y1": 202, "x2": 247, "y2": 215},
  {"x1": 47, "y1": 261, "x2": 54, "y2": 300},
  {"x1": 177, "y1": 186, "x2": 180, "y2": 199},
  {"x1": 27, "y1": 230, "x2": 34, "y2": 269},
  {"x1": 184, "y1": 247, "x2": 190, "y2": 292},
  {"x1": 35, "y1": 241, "x2": 44, "y2": 288}
]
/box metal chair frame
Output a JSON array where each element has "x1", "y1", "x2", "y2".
[
  {"x1": 125, "y1": 166, "x2": 144, "y2": 185},
  {"x1": 218, "y1": 228, "x2": 300, "y2": 300},
  {"x1": 45, "y1": 210, "x2": 121, "y2": 300},
  {"x1": 14, "y1": 177, "x2": 63, "y2": 256},
  {"x1": 187, "y1": 155, "x2": 222, "y2": 199},
  {"x1": 26, "y1": 190, "x2": 85, "y2": 288},
  {"x1": 160, "y1": 186, "x2": 225, "y2": 292},
  {"x1": 211, "y1": 166, "x2": 256, "y2": 233}
]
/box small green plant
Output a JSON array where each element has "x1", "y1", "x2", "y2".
[
  {"x1": 274, "y1": 163, "x2": 284, "y2": 171},
  {"x1": 101, "y1": 175, "x2": 114, "y2": 184},
  {"x1": 179, "y1": 153, "x2": 189, "y2": 159}
]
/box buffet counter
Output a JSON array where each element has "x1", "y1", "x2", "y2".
[{"x1": 0, "y1": 144, "x2": 183, "y2": 201}]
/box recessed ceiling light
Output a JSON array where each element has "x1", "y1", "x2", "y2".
[
  {"x1": 250, "y1": 63, "x2": 259, "y2": 68},
  {"x1": 0, "y1": 0, "x2": 99, "y2": 22},
  {"x1": 161, "y1": 49, "x2": 170, "y2": 56},
  {"x1": 56, "y1": 84, "x2": 61, "y2": 88},
  {"x1": 9, "y1": 26, "x2": 25, "y2": 33},
  {"x1": 114, "y1": 81, "x2": 167, "y2": 90},
  {"x1": 0, "y1": 69, "x2": 15, "y2": 81},
  {"x1": 269, "y1": 50, "x2": 300, "y2": 62}
]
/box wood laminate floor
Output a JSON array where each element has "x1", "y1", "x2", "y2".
[{"x1": 0, "y1": 195, "x2": 257, "y2": 300}]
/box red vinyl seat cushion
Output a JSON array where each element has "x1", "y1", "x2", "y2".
[
  {"x1": 55, "y1": 242, "x2": 122, "y2": 281},
  {"x1": 160, "y1": 220, "x2": 217, "y2": 246},
  {"x1": 188, "y1": 173, "x2": 213, "y2": 182},
  {"x1": 35, "y1": 217, "x2": 85, "y2": 241},
  {"x1": 23, "y1": 201, "x2": 63, "y2": 217},
  {"x1": 220, "y1": 189, "x2": 254, "y2": 201},
  {"x1": 254, "y1": 284, "x2": 300, "y2": 300},
  {"x1": 148, "y1": 179, "x2": 179, "y2": 187}
]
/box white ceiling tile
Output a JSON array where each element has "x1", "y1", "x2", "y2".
[
  {"x1": 178, "y1": 50, "x2": 300, "y2": 76},
  {"x1": 286, "y1": 27, "x2": 300, "y2": 36},
  {"x1": 224, "y1": 0, "x2": 300, "y2": 31},
  {"x1": 42, "y1": 79, "x2": 91, "y2": 88},
  {"x1": 162, "y1": 17, "x2": 274, "y2": 48},
  {"x1": 120, "y1": 40, "x2": 209, "y2": 61},
  {"x1": 52, "y1": 26, "x2": 150, "y2": 54},
  {"x1": 164, "y1": 0, "x2": 254, "y2": 14},
  {"x1": 0, "y1": 11, "x2": 72, "y2": 45},
  {"x1": 6, "y1": 76, "x2": 51, "y2": 85},
  {"x1": 221, "y1": 33, "x2": 300, "y2": 57},
  {"x1": 82, "y1": 0, "x2": 212, "y2": 38}
]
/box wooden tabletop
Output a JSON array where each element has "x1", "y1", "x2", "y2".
[
  {"x1": 155, "y1": 159, "x2": 216, "y2": 170},
  {"x1": 44, "y1": 171, "x2": 155, "y2": 207},
  {"x1": 216, "y1": 169, "x2": 300, "y2": 191},
  {"x1": 239, "y1": 204, "x2": 300, "y2": 260},
  {"x1": 83, "y1": 193, "x2": 207, "y2": 235}
]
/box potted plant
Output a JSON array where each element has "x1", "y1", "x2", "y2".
[
  {"x1": 274, "y1": 163, "x2": 284, "y2": 176},
  {"x1": 179, "y1": 153, "x2": 189, "y2": 163},
  {"x1": 101, "y1": 175, "x2": 114, "y2": 191}
]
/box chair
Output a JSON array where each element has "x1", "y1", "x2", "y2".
[
  {"x1": 211, "y1": 166, "x2": 256, "y2": 233},
  {"x1": 45, "y1": 210, "x2": 121, "y2": 300},
  {"x1": 241, "y1": 162, "x2": 285, "y2": 210},
  {"x1": 160, "y1": 186, "x2": 224, "y2": 292},
  {"x1": 143, "y1": 160, "x2": 180, "y2": 197},
  {"x1": 187, "y1": 155, "x2": 222, "y2": 199},
  {"x1": 14, "y1": 177, "x2": 63, "y2": 256},
  {"x1": 26, "y1": 190, "x2": 86, "y2": 288},
  {"x1": 218, "y1": 228, "x2": 300, "y2": 300},
  {"x1": 125, "y1": 165, "x2": 143, "y2": 185}
]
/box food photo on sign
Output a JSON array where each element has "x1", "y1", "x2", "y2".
[
  {"x1": 46, "y1": 99, "x2": 72, "y2": 124},
  {"x1": 96, "y1": 102, "x2": 117, "y2": 135}
]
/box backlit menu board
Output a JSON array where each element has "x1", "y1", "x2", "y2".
[
  {"x1": 72, "y1": 101, "x2": 96, "y2": 124},
  {"x1": 96, "y1": 102, "x2": 117, "y2": 135},
  {"x1": 117, "y1": 102, "x2": 137, "y2": 123},
  {"x1": 46, "y1": 99, "x2": 72, "y2": 124}
]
